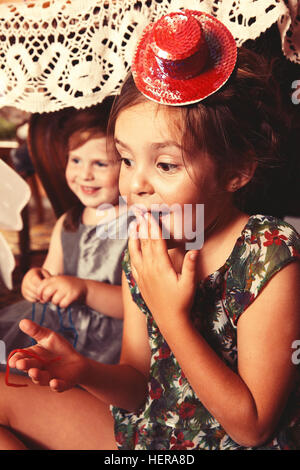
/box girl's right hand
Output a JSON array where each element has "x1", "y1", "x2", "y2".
[
  {"x1": 21, "y1": 267, "x2": 51, "y2": 302},
  {"x1": 8, "y1": 319, "x2": 86, "y2": 392},
  {"x1": 36, "y1": 275, "x2": 87, "y2": 308}
]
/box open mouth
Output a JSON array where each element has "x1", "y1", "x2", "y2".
[
  {"x1": 131, "y1": 205, "x2": 172, "y2": 236},
  {"x1": 136, "y1": 209, "x2": 171, "y2": 226},
  {"x1": 132, "y1": 204, "x2": 170, "y2": 217},
  {"x1": 80, "y1": 186, "x2": 100, "y2": 195}
]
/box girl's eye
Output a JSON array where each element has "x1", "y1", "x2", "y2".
[
  {"x1": 121, "y1": 157, "x2": 133, "y2": 167},
  {"x1": 94, "y1": 161, "x2": 107, "y2": 168},
  {"x1": 157, "y1": 162, "x2": 178, "y2": 172},
  {"x1": 70, "y1": 157, "x2": 80, "y2": 164}
]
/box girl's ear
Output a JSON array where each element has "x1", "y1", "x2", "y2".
[{"x1": 226, "y1": 160, "x2": 258, "y2": 193}]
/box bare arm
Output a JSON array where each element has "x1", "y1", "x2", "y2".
[
  {"x1": 39, "y1": 214, "x2": 123, "y2": 317},
  {"x1": 80, "y1": 271, "x2": 150, "y2": 409},
  {"x1": 13, "y1": 272, "x2": 150, "y2": 412},
  {"x1": 129, "y1": 212, "x2": 300, "y2": 447},
  {"x1": 21, "y1": 214, "x2": 65, "y2": 301},
  {"x1": 42, "y1": 214, "x2": 65, "y2": 275},
  {"x1": 81, "y1": 280, "x2": 123, "y2": 318},
  {"x1": 150, "y1": 262, "x2": 300, "y2": 447}
]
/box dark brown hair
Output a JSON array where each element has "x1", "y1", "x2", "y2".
[
  {"x1": 61, "y1": 95, "x2": 115, "y2": 230},
  {"x1": 107, "y1": 47, "x2": 289, "y2": 215}
]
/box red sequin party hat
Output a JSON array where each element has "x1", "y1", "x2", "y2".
[{"x1": 132, "y1": 10, "x2": 237, "y2": 105}]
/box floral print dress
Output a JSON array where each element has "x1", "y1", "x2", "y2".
[{"x1": 111, "y1": 215, "x2": 300, "y2": 450}]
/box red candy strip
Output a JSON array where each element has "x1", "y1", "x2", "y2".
[{"x1": 5, "y1": 349, "x2": 61, "y2": 387}]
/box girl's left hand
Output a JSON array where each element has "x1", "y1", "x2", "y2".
[
  {"x1": 128, "y1": 212, "x2": 199, "y2": 329},
  {"x1": 8, "y1": 319, "x2": 86, "y2": 391},
  {"x1": 36, "y1": 275, "x2": 87, "y2": 308}
]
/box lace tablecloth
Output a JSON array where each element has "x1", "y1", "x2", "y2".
[{"x1": 0, "y1": 0, "x2": 299, "y2": 112}]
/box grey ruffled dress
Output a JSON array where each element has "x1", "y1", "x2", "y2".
[{"x1": 0, "y1": 210, "x2": 132, "y2": 366}]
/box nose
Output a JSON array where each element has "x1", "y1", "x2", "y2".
[
  {"x1": 130, "y1": 167, "x2": 154, "y2": 198},
  {"x1": 81, "y1": 163, "x2": 94, "y2": 180}
]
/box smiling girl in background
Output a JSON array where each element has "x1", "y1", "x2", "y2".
[
  {"x1": 0, "y1": 10, "x2": 299, "y2": 450},
  {"x1": 1, "y1": 97, "x2": 129, "y2": 365}
]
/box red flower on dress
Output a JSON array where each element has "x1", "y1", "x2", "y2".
[
  {"x1": 170, "y1": 432, "x2": 194, "y2": 450},
  {"x1": 154, "y1": 344, "x2": 171, "y2": 360},
  {"x1": 149, "y1": 388, "x2": 162, "y2": 399},
  {"x1": 263, "y1": 229, "x2": 288, "y2": 247},
  {"x1": 149, "y1": 379, "x2": 163, "y2": 400},
  {"x1": 178, "y1": 369, "x2": 186, "y2": 385},
  {"x1": 178, "y1": 402, "x2": 197, "y2": 419},
  {"x1": 130, "y1": 274, "x2": 136, "y2": 287},
  {"x1": 115, "y1": 431, "x2": 126, "y2": 445}
]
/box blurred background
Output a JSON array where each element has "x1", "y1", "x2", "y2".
[{"x1": 0, "y1": 106, "x2": 55, "y2": 307}]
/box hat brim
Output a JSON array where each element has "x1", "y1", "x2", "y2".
[{"x1": 132, "y1": 11, "x2": 237, "y2": 106}]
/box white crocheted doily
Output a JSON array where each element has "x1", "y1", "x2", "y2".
[{"x1": 0, "y1": 0, "x2": 298, "y2": 112}]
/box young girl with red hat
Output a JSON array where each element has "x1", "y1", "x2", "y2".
[{"x1": 0, "y1": 10, "x2": 299, "y2": 450}]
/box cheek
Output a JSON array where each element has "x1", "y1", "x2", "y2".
[
  {"x1": 100, "y1": 172, "x2": 119, "y2": 193},
  {"x1": 160, "y1": 181, "x2": 197, "y2": 207},
  {"x1": 65, "y1": 167, "x2": 74, "y2": 186},
  {"x1": 118, "y1": 170, "x2": 129, "y2": 197},
  {"x1": 109, "y1": 168, "x2": 121, "y2": 186}
]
